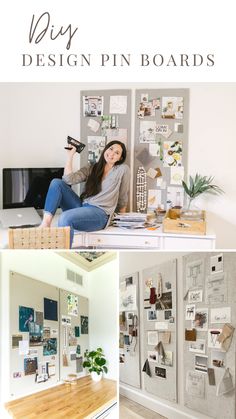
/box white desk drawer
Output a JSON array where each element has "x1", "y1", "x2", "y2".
[
  {"x1": 88, "y1": 234, "x2": 160, "y2": 248},
  {"x1": 72, "y1": 233, "x2": 84, "y2": 248},
  {"x1": 163, "y1": 236, "x2": 215, "y2": 250}
]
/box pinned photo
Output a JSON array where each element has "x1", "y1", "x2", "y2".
[
  {"x1": 147, "y1": 309, "x2": 157, "y2": 321},
  {"x1": 170, "y1": 166, "x2": 184, "y2": 185},
  {"x1": 211, "y1": 350, "x2": 226, "y2": 368},
  {"x1": 210, "y1": 254, "x2": 223, "y2": 274},
  {"x1": 162, "y1": 97, "x2": 184, "y2": 119},
  {"x1": 174, "y1": 123, "x2": 184, "y2": 133},
  {"x1": 155, "y1": 366, "x2": 166, "y2": 378},
  {"x1": 88, "y1": 136, "x2": 106, "y2": 164},
  {"x1": 83, "y1": 95, "x2": 104, "y2": 117},
  {"x1": 193, "y1": 308, "x2": 208, "y2": 331},
  {"x1": 139, "y1": 121, "x2": 156, "y2": 143},
  {"x1": 163, "y1": 141, "x2": 182, "y2": 167},
  {"x1": 141, "y1": 93, "x2": 149, "y2": 103},
  {"x1": 148, "y1": 189, "x2": 162, "y2": 209},
  {"x1": 147, "y1": 331, "x2": 158, "y2": 346},
  {"x1": 195, "y1": 355, "x2": 208, "y2": 373},
  {"x1": 189, "y1": 340, "x2": 206, "y2": 354},
  {"x1": 161, "y1": 351, "x2": 173, "y2": 367},
  {"x1": 188, "y1": 289, "x2": 203, "y2": 304},
  {"x1": 149, "y1": 143, "x2": 160, "y2": 157},
  {"x1": 148, "y1": 351, "x2": 158, "y2": 363},
  {"x1": 152, "y1": 98, "x2": 160, "y2": 109},
  {"x1": 208, "y1": 329, "x2": 222, "y2": 349},
  {"x1": 185, "y1": 304, "x2": 196, "y2": 321},
  {"x1": 210, "y1": 307, "x2": 231, "y2": 324}
]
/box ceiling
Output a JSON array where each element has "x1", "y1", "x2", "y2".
[{"x1": 57, "y1": 251, "x2": 117, "y2": 272}]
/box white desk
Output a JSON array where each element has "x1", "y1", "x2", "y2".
[
  {"x1": 73, "y1": 225, "x2": 216, "y2": 250},
  {"x1": 0, "y1": 222, "x2": 216, "y2": 250}
]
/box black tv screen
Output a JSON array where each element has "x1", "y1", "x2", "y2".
[{"x1": 3, "y1": 168, "x2": 64, "y2": 209}]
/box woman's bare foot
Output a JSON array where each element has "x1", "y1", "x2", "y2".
[{"x1": 39, "y1": 213, "x2": 53, "y2": 228}]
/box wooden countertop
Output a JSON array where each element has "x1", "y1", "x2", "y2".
[{"x1": 5, "y1": 376, "x2": 117, "y2": 418}]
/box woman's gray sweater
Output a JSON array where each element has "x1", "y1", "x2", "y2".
[{"x1": 62, "y1": 163, "x2": 130, "y2": 217}]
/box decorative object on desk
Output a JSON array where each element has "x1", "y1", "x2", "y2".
[
  {"x1": 136, "y1": 167, "x2": 147, "y2": 212},
  {"x1": 63, "y1": 373, "x2": 78, "y2": 385},
  {"x1": 155, "y1": 207, "x2": 166, "y2": 224},
  {"x1": 182, "y1": 173, "x2": 224, "y2": 211},
  {"x1": 163, "y1": 209, "x2": 206, "y2": 235},
  {"x1": 83, "y1": 347, "x2": 108, "y2": 382},
  {"x1": 112, "y1": 212, "x2": 147, "y2": 229}
]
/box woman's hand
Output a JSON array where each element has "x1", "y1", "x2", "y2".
[
  {"x1": 66, "y1": 145, "x2": 77, "y2": 157},
  {"x1": 64, "y1": 146, "x2": 76, "y2": 176}
]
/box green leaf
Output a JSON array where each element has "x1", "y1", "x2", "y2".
[
  {"x1": 183, "y1": 174, "x2": 224, "y2": 200},
  {"x1": 88, "y1": 351, "x2": 97, "y2": 358},
  {"x1": 95, "y1": 357, "x2": 106, "y2": 366},
  {"x1": 83, "y1": 361, "x2": 91, "y2": 368}
]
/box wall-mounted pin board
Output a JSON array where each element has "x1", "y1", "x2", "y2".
[
  {"x1": 134, "y1": 89, "x2": 189, "y2": 213},
  {"x1": 119, "y1": 272, "x2": 141, "y2": 389},
  {"x1": 142, "y1": 259, "x2": 177, "y2": 403},
  {"x1": 59, "y1": 289, "x2": 89, "y2": 380},
  {"x1": 10, "y1": 271, "x2": 60, "y2": 398},
  {"x1": 183, "y1": 253, "x2": 236, "y2": 419},
  {"x1": 9, "y1": 272, "x2": 90, "y2": 399}
]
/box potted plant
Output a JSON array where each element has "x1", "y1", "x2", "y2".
[
  {"x1": 182, "y1": 173, "x2": 223, "y2": 211},
  {"x1": 83, "y1": 347, "x2": 108, "y2": 382}
]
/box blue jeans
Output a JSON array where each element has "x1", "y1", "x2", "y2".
[{"x1": 44, "y1": 179, "x2": 109, "y2": 247}]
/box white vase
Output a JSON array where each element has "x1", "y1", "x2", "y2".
[{"x1": 91, "y1": 371, "x2": 102, "y2": 382}]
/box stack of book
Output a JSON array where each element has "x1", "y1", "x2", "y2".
[{"x1": 112, "y1": 212, "x2": 148, "y2": 229}]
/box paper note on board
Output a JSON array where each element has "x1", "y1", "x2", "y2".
[{"x1": 109, "y1": 95, "x2": 127, "y2": 114}]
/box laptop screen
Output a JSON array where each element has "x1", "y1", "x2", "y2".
[{"x1": 3, "y1": 168, "x2": 64, "y2": 209}]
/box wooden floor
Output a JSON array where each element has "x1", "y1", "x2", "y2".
[
  {"x1": 5, "y1": 376, "x2": 117, "y2": 419},
  {"x1": 120, "y1": 396, "x2": 167, "y2": 419}
]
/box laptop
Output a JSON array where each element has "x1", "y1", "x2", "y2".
[{"x1": 0, "y1": 207, "x2": 42, "y2": 228}]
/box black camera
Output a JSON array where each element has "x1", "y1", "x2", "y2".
[{"x1": 64, "y1": 136, "x2": 86, "y2": 154}]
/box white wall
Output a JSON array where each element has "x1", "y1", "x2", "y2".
[
  {"x1": 0, "y1": 251, "x2": 118, "y2": 405},
  {"x1": 119, "y1": 251, "x2": 212, "y2": 419},
  {"x1": 0, "y1": 83, "x2": 235, "y2": 248},
  {"x1": 88, "y1": 258, "x2": 118, "y2": 381}
]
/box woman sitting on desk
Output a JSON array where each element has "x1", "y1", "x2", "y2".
[{"x1": 40, "y1": 140, "x2": 130, "y2": 247}]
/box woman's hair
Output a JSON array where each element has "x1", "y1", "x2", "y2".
[{"x1": 81, "y1": 140, "x2": 127, "y2": 199}]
